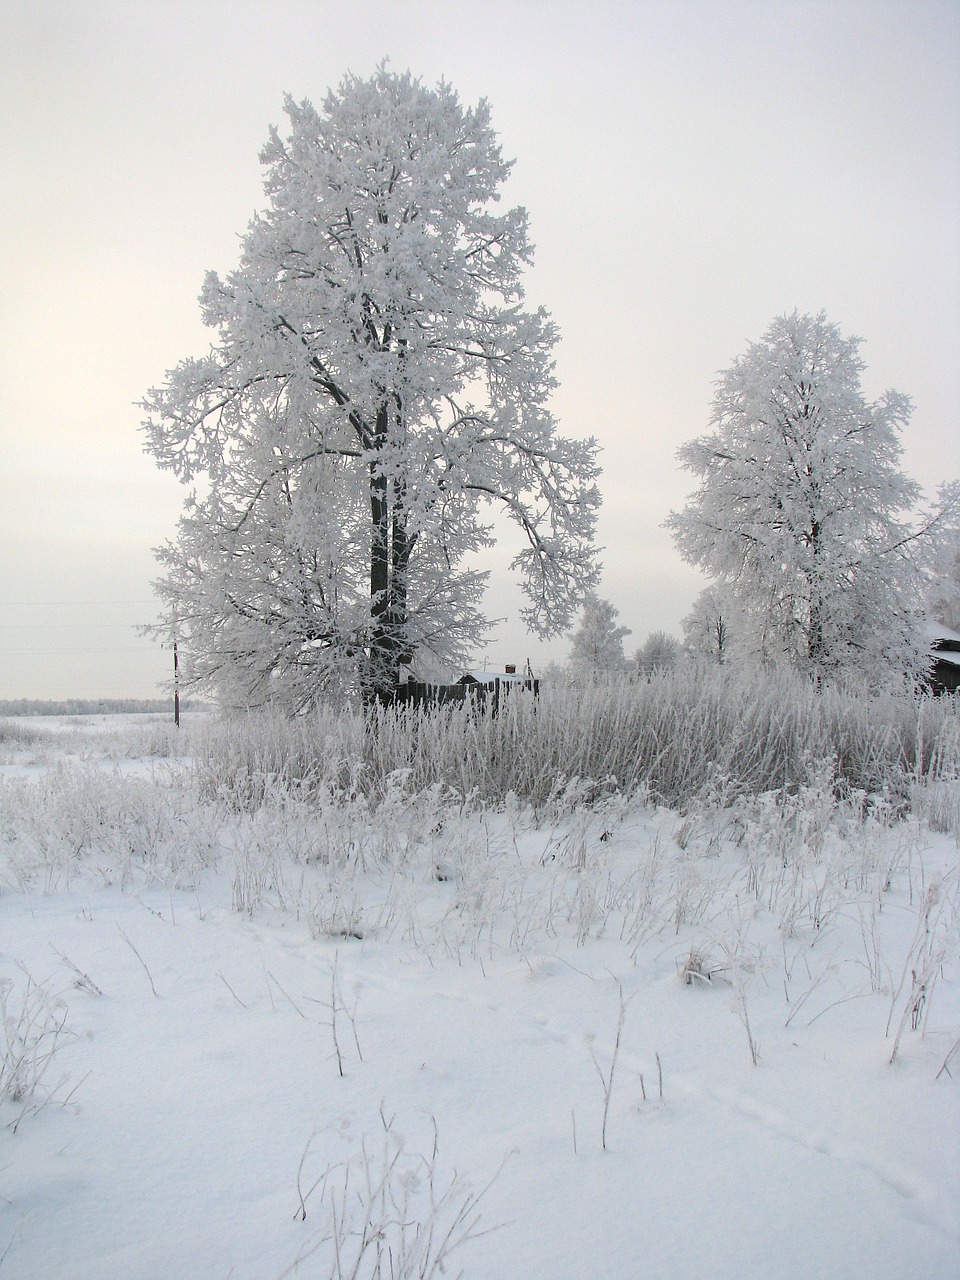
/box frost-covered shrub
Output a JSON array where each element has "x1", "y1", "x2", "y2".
[
  {"x1": 191, "y1": 707, "x2": 365, "y2": 807},
  {"x1": 0, "y1": 767, "x2": 221, "y2": 891},
  {"x1": 0, "y1": 970, "x2": 73, "y2": 1121},
  {"x1": 0, "y1": 720, "x2": 47, "y2": 748},
  {"x1": 291, "y1": 1118, "x2": 493, "y2": 1279}
]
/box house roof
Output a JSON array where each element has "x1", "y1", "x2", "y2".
[
  {"x1": 927, "y1": 621, "x2": 960, "y2": 664},
  {"x1": 926, "y1": 621, "x2": 960, "y2": 645}
]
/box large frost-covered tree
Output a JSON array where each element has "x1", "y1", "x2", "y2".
[
  {"x1": 666, "y1": 312, "x2": 956, "y2": 685},
  {"x1": 142, "y1": 68, "x2": 600, "y2": 707}
]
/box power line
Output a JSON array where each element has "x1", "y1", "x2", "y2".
[
  {"x1": 0, "y1": 624, "x2": 150, "y2": 630},
  {"x1": 3, "y1": 648, "x2": 158, "y2": 655},
  {"x1": 0, "y1": 600, "x2": 158, "y2": 607}
]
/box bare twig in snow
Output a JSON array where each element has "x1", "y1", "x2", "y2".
[{"x1": 115, "y1": 925, "x2": 158, "y2": 998}]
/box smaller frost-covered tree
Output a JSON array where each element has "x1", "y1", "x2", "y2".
[
  {"x1": 682, "y1": 585, "x2": 741, "y2": 664},
  {"x1": 634, "y1": 630, "x2": 680, "y2": 677},
  {"x1": 567, "y1": 594, "x2": 631, "y2": 678},
  {"x1": 926, "y1": 502, "x2": 960, "y2": 632},
  {"x1": 666, "y1": 311, "x2": 958, "y2": 685}
]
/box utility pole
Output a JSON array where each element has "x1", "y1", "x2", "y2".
[{"x1": 173, "y1": 634, "x2": 180, "y2": 729}]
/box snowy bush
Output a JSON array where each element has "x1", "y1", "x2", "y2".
[
  {"x1": 287, "y1": 1117, "x2": 497, "y2": 1280},
  {"x1": 0, "y1": 970, "x2": 75, "y2": 1127},
  {"x1": 0, "y1": 766, "x2": 221, "y2": 892}
]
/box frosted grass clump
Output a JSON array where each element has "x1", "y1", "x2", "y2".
[
  {"x1": 193, "y1": 668, "x2": 960, "y2": 811},
  {"x1": 0, "y1": 766, "x2": 221, "y2": 892}
]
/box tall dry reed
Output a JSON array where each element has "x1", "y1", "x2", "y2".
[{"x1": 192, "y1": 667, "x2": 960, "y2": 812}]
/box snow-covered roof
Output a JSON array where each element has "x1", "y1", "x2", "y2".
[
  {"x1": 926, "y1": 621, "x2": 960, "y2": 669},
  {"x1": 925, "y1": 621, "x2": 960, "y2": 645}
]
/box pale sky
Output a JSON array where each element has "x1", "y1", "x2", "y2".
[{"x1": 2, "y1": 0, "x2": 958, "y2": 699}]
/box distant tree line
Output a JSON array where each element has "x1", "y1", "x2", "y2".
[{"x1": 0, "y1": 699, "x2": 205, "y2": 717}]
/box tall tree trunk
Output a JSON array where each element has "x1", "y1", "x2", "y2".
[
  {"x1": 807, "y1": 517, "x2": 825, "y2": 681},
  {"x1": 367, "y1": 402, "x2": 392, "y2": 701},
  {"x1": 389, "y1": 502, "x2": 411, "y2": 643},
  {"x1": 365, "y1": 400, "x2": 416, "y2": 701}
]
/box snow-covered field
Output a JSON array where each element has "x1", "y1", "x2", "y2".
[{"x1": 0, "y1": 707, "x2": 958, "y2": 1279}]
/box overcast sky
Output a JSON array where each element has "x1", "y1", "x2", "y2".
[{"x1": 2, "y1": 0, "x2": 958, "y2": 700}]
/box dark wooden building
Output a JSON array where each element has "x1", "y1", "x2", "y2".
[{"x1": 928, "y1": 623, "x2": 960, "y2": 696}]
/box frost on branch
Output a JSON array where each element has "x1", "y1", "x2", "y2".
[
  {"x1": 666, "y1": 311, "x2": 957, "y2": 687},
  {"x1": 142, "y1": 67, "x2": 600, "y2": 707}
]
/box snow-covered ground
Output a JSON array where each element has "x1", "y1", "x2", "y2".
[{"x1": 0, "y1": 714, "x2": 957, "y2": 1278}]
